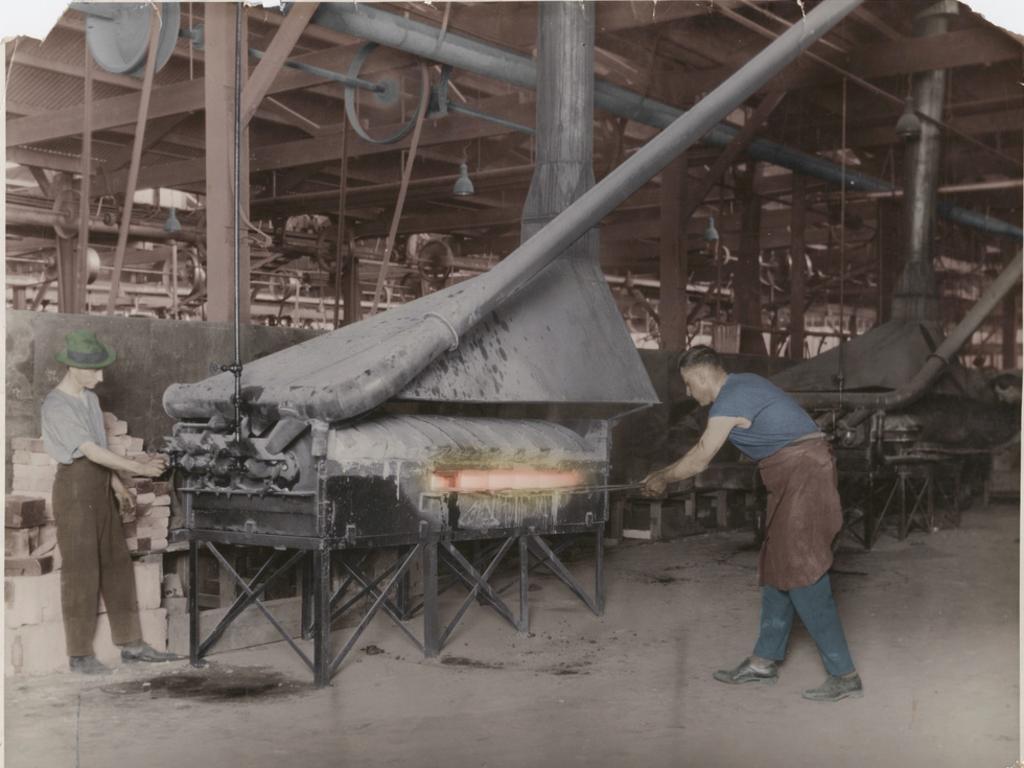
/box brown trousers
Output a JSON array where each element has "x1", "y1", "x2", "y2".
[{"x1": 52, "y1": 459, "x2": 142, "y2": 656}]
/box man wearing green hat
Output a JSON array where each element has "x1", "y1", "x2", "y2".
[{"x1": 42, "y1": 330, "x2": 178, "y2": 674}]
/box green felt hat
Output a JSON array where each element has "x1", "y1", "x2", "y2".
[{"x1": 55, "y1": 330, "x2": 116, "y2": 369}]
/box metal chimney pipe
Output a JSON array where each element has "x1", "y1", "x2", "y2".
[
  {"x1": 891, "y1": 0, "x2": 958, "y2": 322},
  {"x1": 311, "y1": 1, "x2": 1021, "y2": 243},
  {"x1": 164, "y1": 0, "x2": 867, "y2": 423}
]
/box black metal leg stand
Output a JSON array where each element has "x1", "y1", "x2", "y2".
[
  {"x1": 313, "y1": 546, "x2": 332, "y2": 687},
  {"x1": 518, "y1": 533, "x2": 529, "y2": 634},
  {"x1": 300, "y1": 554, "x2": 315, "y2": 640},
  {"x1": 595, "y1": 524, "x2": 605, "y2": 616},
  {"x1": 188, "y1": 539, "x2": 201, "y2": 666},
  {"x1": 422, "y1": 528, "x2": 440, "y2": 658},
  {"x1": 395, "y1": 546, "x2": 413, "y2": 621}
]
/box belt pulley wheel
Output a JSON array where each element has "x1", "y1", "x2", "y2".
[{"x1": 344, "y1": 42, "x2": 429, "y2": 145}]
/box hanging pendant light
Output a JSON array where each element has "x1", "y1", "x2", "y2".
[
  {"x1": 895, "y1": 101, "x2": 921, "y2": 140},
  {"x1": 703, "y1": 215, "x2": 720, "y2": 244},
  {"x1": 164, "y1": 206, "x2": 182, "y2": 234},
  {"x1": 453, "y1": 162, "x2": 475, "y2": 197}
]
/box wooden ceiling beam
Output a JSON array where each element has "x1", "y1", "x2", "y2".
[
  {"x1": 114, "y1": 93, "x2": 532, "y2": 191},
  {"x1": 6, "y1": 43, "x2": 410, "y2": 147}
]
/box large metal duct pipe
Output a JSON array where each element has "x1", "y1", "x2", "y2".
[
  {"x1": 311, "y1": 2, "x2": 1022, "y2": 242},
  {"x1": 165, "y1": 0, "x2": 866, "y2": 423},
  {"x1": 794, "y1": 245, "x2": 1023, "y2": 417},
  {"x1": 892, "y1": 0, "x2": 957, "y2": 322}
]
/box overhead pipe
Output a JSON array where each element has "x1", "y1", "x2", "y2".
[
  {"x1": 6, "y1": 204, "x2": 201, "y2": 243},
  {"x1": 794, "y1": 246, "x2": 1023, "y2": 419},
  {"x1": 165, "y1": 0, "x2": 867, "y2": 423},
  {"x1": 311, "y1": 1, "x2": 1022, "y2": 242}
]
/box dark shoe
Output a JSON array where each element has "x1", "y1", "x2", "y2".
[
  {"x1": 713, "y1": 657, "x2": 778, "y2": 685},
  {"x1": 120, "y1": 642, "x2": 180, "y2": 663},
  {"x1": 69, "y1": 655, "x2": 110, "y2": 675},
  {"x1": 802, "y1": 673, "x2": 863, "y2": 701}
]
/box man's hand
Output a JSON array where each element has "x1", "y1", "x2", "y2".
[
  {"x1": 134, "y1": 455, "x2": 167, "y2": 478},
  {"x1": 641, "y1": 470, "x2": 669, "y2": 498},
  {"x1": 114, "y1": 485, "x2": 135, "y2": 515}
]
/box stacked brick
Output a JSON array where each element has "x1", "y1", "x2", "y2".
[
  {"x1": 8, "y1": 442, "x2": 59, "y2": 575},
  {"x1": 121, "y1": 479, "x2": 172, "y2": 554}
]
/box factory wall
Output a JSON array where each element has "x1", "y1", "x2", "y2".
[{"x1": 5, "y1": 310, "x2": 319, "y2": 491}]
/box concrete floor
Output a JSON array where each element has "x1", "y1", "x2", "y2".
[{"x1": 5, "y1": 501, "x2": 1019, "y2": 768}]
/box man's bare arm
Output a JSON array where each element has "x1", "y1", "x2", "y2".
[
  {"x1": 79, "y1": 442, "x2": 165, "y2": 477},
  {"x1": 663, "y1": 417, "x2": 745, "y2": 481},
  {"x1": 641, "y1": 416, "x2": 747, "y2": 495}
]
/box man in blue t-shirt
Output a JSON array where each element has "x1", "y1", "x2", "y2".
[{"x1": 642, "y1": 345, "x2": 862, "y2": 702}]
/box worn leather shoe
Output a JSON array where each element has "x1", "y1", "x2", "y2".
[
  {"x1": 69, "y1": 655, "x2": 110, "y2": 675},
  {"x1": 802, "y1": 673, "x2": 864, "y2": 701},
  {"x1": 120, "y1": 642, "x2": 180, "y2": 663},
  {"x1": 713, "y1": 657, "x2": 779, "y2": 685}
]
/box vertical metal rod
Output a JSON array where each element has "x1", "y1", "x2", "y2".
[
  {"x1": 421, "y1": 530, "x2": 440, "y2": 658},
  {"x1": 170, "y1": 240, "x2": 179, "y2": 318},
  {"x1": 314, "y1": 547, "x2": 332, "y2": 687},
  {"x1": 76, "y1": 47, "x2": 93, "y2": 314},
  {"x1": 595, "y1": 523, "x2": 605, "y2": 615},
  {"x1": 231, "y1": 2, "x2": 243, "y2": 442},
  {"x1": 333, "y1": 119, "x2": 349, "y2": 329},
  {"x1": 518, "y1": 533, "x2": 529, "y2": 634},
  {"x1": 188, "y1": 539, "x2": 200, "y2": 665}
]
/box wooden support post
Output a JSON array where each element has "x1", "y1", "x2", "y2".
[
  {"x1": 659, "y1": 153, "x2": 689, "y2": 350},
  {"x1": 55, "y1": 237, "x2": 76, "y2": 313},
  {"x1": 715, "y1": 490, "x2": 729, "y2": 529},
  {"x1": 649, "y1": 500, "x2": 664, "y2": 541},
  {"x1": 204, "y1": 4, "x2": 251, "y2": 324},
  {"x1": 105, "y1": 9, "x2": 161, "y2": 315},
  {"x1": 735, "y1": 164, "x2": 766, "y2": 355},
  {"x1": 877, "y1": 199, "x2": 901, "y2": 323},
  {"x1": 333, "y1": 121, "x2": 349, "y2": 329},
  {"x1": 342, "y1": 252, "x2": 361, "y2": 325},
  {"x1": 12, "y1": 286, "x2": 27, "y2": 310},
  {"x1": 789, "y1": 173, "x2": 806, "y2": 359},
  {"x1": 608, "y1": 497, "x2": 625, "y2": 541}
]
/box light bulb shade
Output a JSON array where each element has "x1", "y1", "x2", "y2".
[
  {"x1": 895, "y1": 104, "x2": 921, "y2": 140},
  {"x1": 453, "y1": 163, "x2": 475, "y2": 197},
  {"x1": 703, "y1": 216, "x2": 720, "y2": 243},
  {"x1": 164, "y1": 207, "x2": 182, "y2": 234}
]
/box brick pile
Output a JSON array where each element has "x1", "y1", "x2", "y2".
[
  {"x1": 121, "y1": 479, "x2": 172, "y2": 554},
  {"x1": 4, "y1": 558, "x2": 167, "y2": 675}
]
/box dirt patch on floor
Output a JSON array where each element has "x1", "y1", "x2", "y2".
[
  {"x1": 99, "y1": 665, "x2": 308, "y2": 702},
  {"x1": 440, "y1": 656, "x2": 505, "y2": 670}
]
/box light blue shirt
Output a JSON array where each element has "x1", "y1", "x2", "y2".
[
  {"x1": 41, "y1": 389, "x2": 108, "y2": 464},
  {"x1": 709, "y1": 373, "x2": 817, "y2": 461}
]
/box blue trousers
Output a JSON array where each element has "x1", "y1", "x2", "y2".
[{"x1": 752, "y1": 573, "x2": 855, "y2": 677}]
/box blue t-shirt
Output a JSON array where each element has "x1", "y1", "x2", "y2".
[{"x1": 708, "y1": 373, "x2": 817, "y2": 461}]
